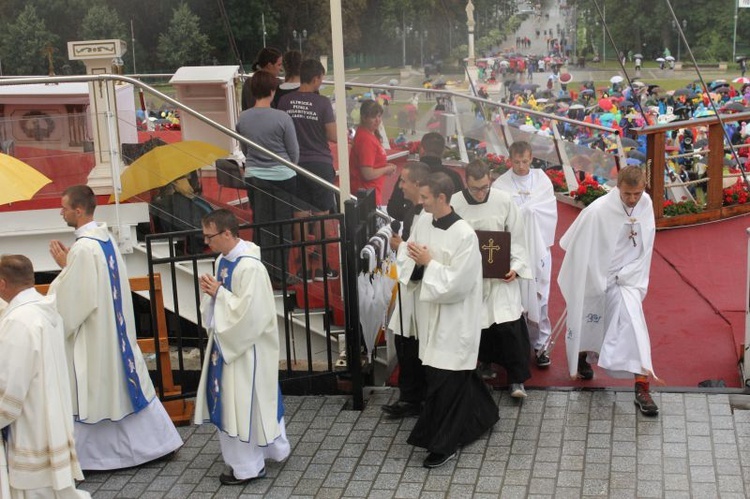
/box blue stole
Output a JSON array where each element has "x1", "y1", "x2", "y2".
[
  {"x1": 207, "y1": 254, "x2": 285, "y2": 431},
  {"x1": 82, "y1": 237, "x2": 149, "y2": 414},
  {"x1": 207, "y1": 256, "x2": 247, "y2": 428}
]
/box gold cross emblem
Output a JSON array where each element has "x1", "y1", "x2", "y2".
[{"x1": 482, "y1": 238, "x2": 500, "y2": 264}]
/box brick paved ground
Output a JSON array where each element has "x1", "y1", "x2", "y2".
[{"x1": 78, "y1": 388, "x2": 750, "y2": 498}]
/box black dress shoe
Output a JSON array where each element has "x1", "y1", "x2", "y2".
[
  {"x1": 219, "y1": 467, "x2": 266, "y2": 486},
  {"x1": 423, "y1": 451, "x2": 457, "y2": 468},
  {"x1": 381, "y1": 401, "x2": 421, "y2": 418}
]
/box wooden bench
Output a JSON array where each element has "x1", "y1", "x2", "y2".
[{"x1": 37, "y1": 274, "x2": 194, "y2": 425}]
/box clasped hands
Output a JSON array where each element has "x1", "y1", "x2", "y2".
[
  {"x1": 199, "y1": 274, "x2": 221, "y2": 297},
  {"x1": 406, "y1": 241, "x2": 431, "y2": 266}
]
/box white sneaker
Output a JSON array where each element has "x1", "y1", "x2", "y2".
[{"x1": 510, "y1": 383, "x2": 527, "y2": 398}]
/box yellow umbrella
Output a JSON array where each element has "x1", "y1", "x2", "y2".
[
  {"x1": 0, "y1": 153, "x2": 53, "y2": 205},
  {"x1": 116, "y1": 140, "x2": 228, "y2": 201}
]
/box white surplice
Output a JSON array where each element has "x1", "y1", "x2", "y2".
[
  {"x1": 388, "y1": 209, "x2": 425, "y2": 339},
  {"x1": 48, "y1": 221, "x2": 182, "y2": 470},
  {"x1": 451, "y1": 188, "x2": 532, "y2": 328},
  {"x1": 0, "y1": 289, "x2": 90, "y2": 498},
  {"x1": 558, "y1": 188, "x2": 656, "y2": 378},
  {"x1": 396, "y1": 211, "x2": 483, "y2": 371},
  {"x1": 494, "y1": 169, "x2": 558, "y2": 348},
  {"x1": 194, "y1": 240, "x2": 289, "y2": 479}
]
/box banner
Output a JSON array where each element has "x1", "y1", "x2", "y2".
[{"x1": 741, "y1": 0, "x2": 750, "y2": 8}]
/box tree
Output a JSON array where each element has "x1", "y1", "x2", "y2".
[
  {"x1": 157, "y1": 3, "x2": 212, "y2": 70},
  {"x1": 0, "y1": 5, "x2": 58, "y2": 75},
  {"x1": 80, "y1": 4, "x2": 127, "y2": 41}
]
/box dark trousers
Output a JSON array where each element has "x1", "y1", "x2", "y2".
[
  {"x1": 394, "y1": 335, "x2": 425, "y2": 404},
  {"x1": 478, "y1": 317, "x2": 531, "y2": 384},
  {"x1": 246, "y1": 176, "x2": 298, "y2": 281}
]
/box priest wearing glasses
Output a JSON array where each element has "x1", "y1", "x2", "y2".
[
  {"x1": 195, "y1": 209, "x2": 290, "y2": 485},
  {"x1": 558, "y1": 166, "x2": 659, "y2": 416}
]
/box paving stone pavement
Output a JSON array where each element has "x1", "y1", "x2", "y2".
[{"x1": 79, "y1": 387, "x2": 750, "y2": 498}]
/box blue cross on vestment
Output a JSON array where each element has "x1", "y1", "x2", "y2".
[{"x1": 82, "y1": 236, "x2": 149, "y2": 414}]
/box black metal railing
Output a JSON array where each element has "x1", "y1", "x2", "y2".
[{"x1": 143, "y1": 204, "x2": 376, "y2": 409}]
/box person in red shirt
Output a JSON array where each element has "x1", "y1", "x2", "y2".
[{"x1": 349, "y1": 100, "x2": 397, "y2": 205}]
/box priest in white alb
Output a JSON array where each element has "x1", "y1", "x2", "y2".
[
  {"x1": 195, "y1": 209, "x2": 290, "y2": 486},
  {"x1": 399, "y1": 173, "x2": 499, "y2": 469},
  {"x1": 48, "y1": 185, "x2": 183, "y2": 470},
  {"x1": 0, "y1": 254, "x2": 90, "y2": 498},
  {"x1": 493, "y1": 140, "x2": 558, "y2": 368},
  {"x1": 558, "y1": 166, "x2": 659, "y2": 416},
  {"x1": 453, "y1": 160, "x2": 533, "y2": 398}
]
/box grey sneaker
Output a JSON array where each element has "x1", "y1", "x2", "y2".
[{"x1": 510, "y1": 383, "x2": 527, "y2": 398}]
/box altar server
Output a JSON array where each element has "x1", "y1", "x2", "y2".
[
  {"x1": 0, "y1": 254, "x2": 90, "y2": 498},
  {"x1": 494, "y1": 141, "x2": 558, "y2": 367},
  {"x1": 195, "y1": 209, "x2": 290, "y2": 485},
  {"x1": 399, "y1": 173, "x2": 499, "y2": 468},
  {"x1": 558, "y1": 166, "x2": 659, "y2": 416},
  {"x1": 453, "y1": 160, "x2": 533, "y2": 398},
  {"x1": 48, "y1": 185, "x2": 182, "y2": 470}
]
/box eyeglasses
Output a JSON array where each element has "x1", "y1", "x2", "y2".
[
  {"x1": 468, "y1": 185, "x2": 491, "y2": 194},
  {"x1": 203, "y1": 231, "x2": 224, "y2": 242}
]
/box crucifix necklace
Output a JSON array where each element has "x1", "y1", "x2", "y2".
[
  {"x1": 623, "y1": 204, "x2": 637, "y2": 247},
  {"x1": 512, "y1": 174, "x2": 533, "y2": 200}
]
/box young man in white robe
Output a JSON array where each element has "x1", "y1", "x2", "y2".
[
  {"x1": 195, "y1": 209, "x2": 290, "y2": 485},
  {"x1": 494, "y1": 141, "x2": 558, "y2": 368},
  {"x1": 48, "y1": 185, "x2": 183, "y2": 470},
  {"x1": 383, "y1": 162, "x2": 432, "y2": 419},
  {"x1": 398, "y1": 173, "x2": 499, "y2": 469},
  {"x1": 452, "y1": 160, "x2": 534, "y2": 398},
  {"x1": 558, "y1": 166, "x2": 659, "y2": 416},
  {"x1": 0, "y1": 254, "x2": 90, "y2": 498}
]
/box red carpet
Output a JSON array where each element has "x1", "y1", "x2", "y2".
[{"x1": 529, "y1": 203, "x2": 747, "y2": 390}]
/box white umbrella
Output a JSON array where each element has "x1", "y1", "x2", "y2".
[
  {"x1": 656, "y1": 57, "x2": 666, "y2": 62},
  {"x1": 610, "y1": 75, "x2": 624, "y2": 84},
  {"x1": 665, "y1": 55, "x2": 675, "y2": 61}
]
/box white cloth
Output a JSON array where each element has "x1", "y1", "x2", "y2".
[
  {"x1": 0, "y1": 289, "x2": 89, "y2": 498},
  {"x1": 72, "y1": 398, "x2": 182, "y2": 470},
  {"x1": 396, "y1": 211, "x2": 483, "y2": 371},
  {"x1": 195, "y1": 240, "x2": 288, "y2": 455},
  {"x1": 558, "y1": 188, "x2": 656, "y2": 378},
  {"x1": 388, "y1": 211, "x2": 424, "y2": 339},
  {"x1": 494, "y1": 169, "x2": 557, "y2": 348},
  {"x1": 218, "y1": 418, "x2": 290, "y2": 480},
  {"x1": 451, "y1": 188, "x2": 532, "y2": 328},
  {"x1": 48, "y1": 221, "x2": 182, "y2": 468}
]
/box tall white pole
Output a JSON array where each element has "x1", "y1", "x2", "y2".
[
  {"x1": 330, "y1": 0, "x2": 351, "y2": 211},
  {"x1": 262, "y1": 13, "x2": 267, "y2": 48},
  {"x1": 734, "y1": 0, "x2": 739, "y2": 62},
  {"x1": 130, "y1": 20, "x2": 136, "y2": 74}
]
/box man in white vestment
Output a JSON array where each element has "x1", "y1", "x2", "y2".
[
  {"x1": 452, "y1": 160, "x2": 534, "y2": 398},
  {"x1": 195, "y1": 209, "x2": 290, "y2": 485},
  {"x1": 399, "y1": 173, "x2": 499, "y2": 469},
  {"x1": 0, "y1": 254, "x2": 90, "y2": 498},
  {"x1": 494, "y1": 141, "x2": 558, "y2": 368},
  {"x1": 48, "y1": 185, "x2": 183, "y2": 470},
  {"x1": 558, "y1": 166, "x2": 659, "y2": 416},
  {"x1": 383, "y1": 162, "x2": 431, "y2": 419}
]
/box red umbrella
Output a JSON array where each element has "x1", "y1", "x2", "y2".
[{"x1": 598, "y1": 98, "x2": 614, "y2": 111}]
